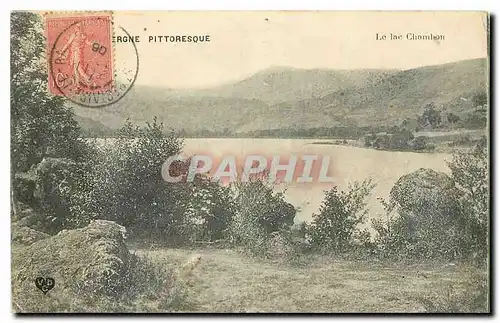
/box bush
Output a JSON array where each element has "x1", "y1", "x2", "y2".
[
  {"x1": 461, "y1": 110, "x2": 487, "y2": 129},
  {"x1": 232, "y1": 180, "x2": 296, "y2": 234},
  {"x1": 425, "y1": 143, "x2": 436, "y2": 151},
  {"x1": 373, "y1": 153, "x2": 488, "y2": 262},
  {"x1": 88, "y1": 118, "x2": 187, "y2": 241},
  {"x1": 11, "y1": 12, "x2": 95, "y2": 232},
  {"x1": 447, "y1": 112, "x2": 460, "y2": 125},
  {"x1": 309, "y1": 179, "x2": 375, "y2": 253},
  {"x1": 228, "y1": 178, "x2": 296, "y2": 257},
  {"x1": 418, "y1": 103, "x2": 442, "y2": 129},
  {"x1": 411, "y1": 136, "x2": 429, "y2": 151},
  {"x1": 32, "y1": 158, "x2": 93, "y2": 234},
  {"x1": 373, "y1": 169, "x2": 468, "y2": 260},
  {"x1": 388, "y1": 130, "x2": 414, "y2": 150},
  {"x1": 123, "y1": 254, "x2": 190, "y2": 311},
  {"x1": 364, "y1": 134, "x2": 376, "y2": 147},
  {"x1": 447, "y1": 138, "x2": 488, "y2": 262},
  {"x1": 181, "y1": 174, "x2": 236, "y2": 243}
]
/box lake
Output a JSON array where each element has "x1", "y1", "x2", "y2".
[{"x1": 184, "y1": 138, "x2": 453, "y2": 225}]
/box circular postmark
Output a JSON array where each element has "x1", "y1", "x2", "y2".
[{"x1": 48, "y1": 15, "x2": 139, "y2": 108}]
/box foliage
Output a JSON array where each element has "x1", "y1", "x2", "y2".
[
  {"x1": 11, "y1": 12, "x2": 95, "y2": 233},
  {"x1": 418, "y1": 103, "x2": 442, "y2": 129},
  {"x1": 388, "y1": 130, "x2": 414, "y2": 150},
  {"x1": 373, "y1": 140, "x2": 489, "y2": 263},
  {"x1": 88, "y1": 118, "x2": 188, "y2": 241},
  {"x1": 373, "y1": 169, "x2": 470, "y2": 260},
  {"x1": 461, "y1": 110, "x2": 487, "y2": 129},
  {"x1": 32, "y1": 158, "x2": 92, "y2": 233},
  {"x1": 425, "y1": 143, "x2": 436, "y2": 151},
  {"x1": 11, "y1": 12, "x2": 91, "y2": 174},
  {"x1": 232, "y1": 179, "x2": 296, "y2": 235},
  {"x1": 447, "y1": 112, "x2": 460, "y2": 125},
  {"x1": 182, "y1": 174, "x2": 236, "y2": 243},
  {"x1": 448, "y1": 133, "x2": 473, "y2": 147},
  {"x1": 124, "y1": 253, "x2": 190, "y2": 311},
  {"x1": 447, "y1": 137, "x2": 489, "y2": 262},
  {"x1": 228, "y1": 177, "x2": 296, "y2": 257},
  {"x1": 410, "y1": 136, "x2": 429, "y2": 151},
  {"x1": 472, "y1": 91, "x2": 488, "y2": 108},
  {"x1": 309, "y1": 179, "x2": 375, "y2": 253}
]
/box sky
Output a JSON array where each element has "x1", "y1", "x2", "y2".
[{"x1": 109, "y1": 11, "x2": 488, "y2": 89}]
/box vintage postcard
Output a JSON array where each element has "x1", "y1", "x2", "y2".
[{"x1": 11, "y1": 11, "x2": 489, "y2": 313}]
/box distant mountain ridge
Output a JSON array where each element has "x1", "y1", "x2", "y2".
[
  {"x1": 73, "y1": 58, "x2": 488, "y2": 136},
  {"x1": 187, "y1": 66, "x2": 398, "y2": 104}
]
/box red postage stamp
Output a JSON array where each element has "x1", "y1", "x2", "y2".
[{"x1": 45, "y1": 13, "x2": 113, "y2": 96}]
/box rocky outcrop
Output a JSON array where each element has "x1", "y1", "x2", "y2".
[
  {"x1": 390, "y1": 168, "x2": 462, "y2": 218},
  {"x1": 12, "y1": 220, "x2": 131, "y2": 301}
]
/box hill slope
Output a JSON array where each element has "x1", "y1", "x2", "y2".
[
  {"x1": 189, "y1": 67, "x2": 397, "y2": 105},
  {"x1": 238, "y1": 58, "x2": 488, "y2": 132},
  {"x1": 73, "y1": 58, "x2": 488, "y2": 135}
]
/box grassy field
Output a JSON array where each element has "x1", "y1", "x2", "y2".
[{"x1": 131, "y1": 246, "x2": 487, "y2": 313}]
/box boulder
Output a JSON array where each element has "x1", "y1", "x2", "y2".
[
  {"x1": 11, "y1": 224, "x2": 50, "y2": 246},
  {"x1": 12, "y1": 219, "x2": 131, "y2": 303},
  {"x1": 390, "y1": 168, "x2": 462, "y2": 218}
]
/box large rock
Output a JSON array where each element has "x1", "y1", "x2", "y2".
[
  {"x1": 11, "y1": 223, "x2": 50, "y2": 246},
  {"x1": 390, "y1": 168, "x2": 462, "y2": 217},
  {"x1": 12, "y1": 220, "x2": 131, "y2": 302}
]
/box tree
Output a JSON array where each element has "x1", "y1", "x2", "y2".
[
  {"x1": 447, "y1": 112, "x2": 460, "y2": 125},
  {"x1": 388, "y1": 130, "x2": 414, "y2": 150},
  {"x1": 374, "y1": 140, "x2": 489, "y2": 261},
  {"x1": 447, "y1": 137, "x2": 489, "y2": 261},
  {"x1": 309, "y1": 179, "x2": 375, "y2": 252},
  {"x1": 11, "y1": 12, "x2": 92, "y2": 224},
  {"x1": 89, "y1": 118, "x2": 186, "y2": 240},
  {"x1": 472, "y1": 91, "x2": 488, "y2": 110},
  {"x1": 411, "y1": 136, "x2": 429, "y2": 151},
  {"x1": 418, "y1": 103, "x2": 442, "y2": 128}
]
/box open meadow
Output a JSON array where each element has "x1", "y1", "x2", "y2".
[{"x1": 130, "y1": 246, "x2": 488, "y2": 313}]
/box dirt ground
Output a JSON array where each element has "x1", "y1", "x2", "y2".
[{"x1": 132, "y1": 247, "x2": 486, "y2": 313}]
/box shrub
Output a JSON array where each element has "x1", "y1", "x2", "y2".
[
  {"x1": 447, "y1": 138, "x2": 489, "y2": 262},
  {"x1": 232, "y1": 180, "x2": 296, "y2": 234},
  {"x1": 411, "y1": 136, "x2": 429, "y2": 151},
  {"x1": 373, "y1": 134, "x2": 389, "y2": 149},
  {"x1": 388, "y1": 130, "x2": 414, "y2": 150},
  {"x1": 461, "y1": 110, "x2": 487, "y2": 129},
  {"x1": 11, "y1": 12, "x2": 96, "y2": 233},
  {"x1": 447, "y1": 112, "x2": 460, "y2": 125},
  {"x1": 425, "y1": 143, "x2": 436, "y2": 151},
  {"x1": 375, "y1": 169, "x2": 468, "y2": 260},
  {"x1": 309, "y1": 179, "x2": 375, "y2": 253},
  {"x1": 31, "y1": 158, "x2": 92, "y2": 234},
  {"x1": 123, "y1": 253, "x2": 190, "y2": 311},
  {"x1": 181, "y1": 174, "x2": 236, "y2": 243},
  {"x1": 228, "y1": 178, "x2": 296, "y2": 257},
  {"x1": 290, "y1": 221, "x2": 308, "y2": 239},
  {"x1": 364, "y1": 134, "x2": 376, "y2": 147},
  {"x1": 373, "y1": 150, "x2": 489, "y2": 262},
  {"x1": 418, "y1": 103, "x2": 442, "y2": 129},
  {"x1": 88, "y1": 118, "x2": 187, "y2": 241}
]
